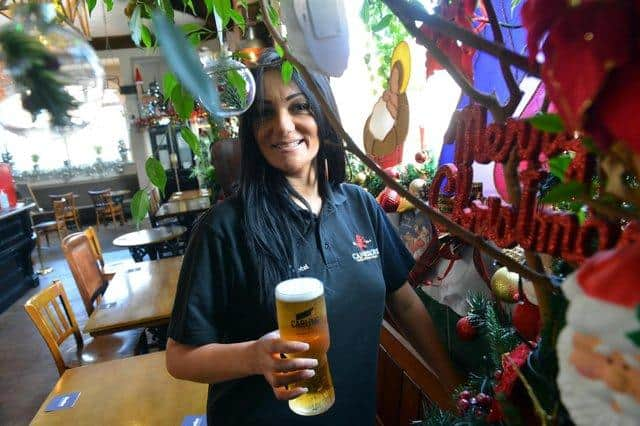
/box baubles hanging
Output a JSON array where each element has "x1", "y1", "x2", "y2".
[
  {"x1": 199, "y1": 46, "x2": 255, "y2": 118},
  {"x1": 0, "y1": 3, "x2": 104, "y2": 134}
]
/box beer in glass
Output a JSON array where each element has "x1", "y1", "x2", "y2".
[{"x1": 275, "y1": 277, "x2": 335, "y2": 416}]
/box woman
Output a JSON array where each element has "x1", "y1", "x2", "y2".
[{"x1": 166, "y1": 49, "x2": 459, "y2": 425}]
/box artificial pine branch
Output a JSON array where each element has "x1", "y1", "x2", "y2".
[{"x1": 0, "y1": 27, "x2": 78, "y2": 128}]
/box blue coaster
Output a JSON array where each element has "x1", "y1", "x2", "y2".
[
  {"x1": 181, "y1": 415, "x2": 207, "y2": 426},
  {"x1": 44, "y1": 392, "x2": 80, "y2": 412}
]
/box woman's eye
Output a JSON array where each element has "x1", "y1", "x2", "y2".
[{"x1": 292, "y1": 102, "x2": 310, "y2": 113}]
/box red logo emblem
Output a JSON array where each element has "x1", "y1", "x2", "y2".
[{"x1": 353, "y1": 234, "x2": 371, "y2": 251}]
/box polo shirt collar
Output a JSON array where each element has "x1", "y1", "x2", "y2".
[{"x1": 324, "y1": 181, "x2": 347, "y2": 209}]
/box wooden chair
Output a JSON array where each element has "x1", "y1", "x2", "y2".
[
  {"x1": 83, "y1": 226, "x2": 131, "y2": 280},
  {"x1": 49, "y1": 192, "x2": 81, "y2": 230},
  {"x1": 148, "y1": 186, "x2": 179, "y2": 228},
  {"x1": 61, "y1": 232, "x2": 110, "y2": 315},
  {"x1": 88, "y1": 189, "x2": 125, "y2": 228},
  {"x1": 24, "y1": 280, "x2": 144, "y2": 377},
  {"x1": 51, "y1": 200, "x2": 70, "y2": 239}
]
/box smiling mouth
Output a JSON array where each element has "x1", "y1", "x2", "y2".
[{"x1": 272, "y1": 139, "x2": 305, "y2": 151}]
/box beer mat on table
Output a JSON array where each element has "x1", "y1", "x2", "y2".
[
  {"x1": 44, "y1": 392, "x2": 81, "y2": 412},
  {"x1": 182, "y1": 415, "x2": 207, "y2": 426}
]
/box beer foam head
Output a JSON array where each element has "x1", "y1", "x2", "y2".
[{"x1": 275, "y1": 277, "x2": 324, "y2": 302}]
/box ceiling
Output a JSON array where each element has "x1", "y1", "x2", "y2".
[
  {"x1": 0, "y1": 2, "x2": 205, "y2": 39},
  {"x1": 88, "y1": 2, "x2": 205, "y2": 38}
]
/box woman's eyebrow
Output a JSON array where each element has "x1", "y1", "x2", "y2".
[{"x1": 285, "y1": 92, "x2": 305, "y2": 101}]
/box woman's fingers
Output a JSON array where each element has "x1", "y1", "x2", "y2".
[
  {"x1": 269, "y1": 369, "x2": 316, "y2": 387},
  {"x1": 272, "y1": 385, "x2": 308, "y2": 401},
  {"x1": 273, "y1": 357, "x2": 318, "y2": 373},
  {"x1": 267, "y1": 339, "x2": 309, "y2": 355}
]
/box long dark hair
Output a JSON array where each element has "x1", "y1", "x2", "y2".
[{"x1": 238, "y1": 48, "x2": 346, "y2": 304}]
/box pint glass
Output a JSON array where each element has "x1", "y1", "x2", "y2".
[{"x1": 275, "y1": 277, "x2": 335, "y2": 416}]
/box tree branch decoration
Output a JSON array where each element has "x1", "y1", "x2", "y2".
[{"x1": 0, "y1": 27, "x2": 79, "y2": 128}]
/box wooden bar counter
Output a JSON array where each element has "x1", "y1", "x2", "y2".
[{"x1": 0, "y1": 203, "x2": 38, "y2": 314}]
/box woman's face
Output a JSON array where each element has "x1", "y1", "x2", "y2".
[{"x1": 253, "y1": 70, "x2": 320, "y2": 180}]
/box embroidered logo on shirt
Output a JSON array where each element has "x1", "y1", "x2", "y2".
[
  {"x1": 297, "y1": 263, "x2": 310, "y2": 272},
  {"x1": 352, "y1": 234, "x2": 379, "y2": 262}
]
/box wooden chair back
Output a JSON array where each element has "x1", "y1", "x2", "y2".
[
  {"x1": 49, "y1": 192, "x2": 77, "y2": 210},
  {"x1": 52, "y1": 200, "x2": 69, "y2": 234},
  {"x1": 61, "y1": 232, "x2": 108, "y2": 316},
  {"x1": 376, "y1": 320, "x2": 454, "y2": 425},
  {"x1": 24, "y1": 280, "x2": 83, "y2": 377},
  {"x1": 88, "y1": 188, "x2": 125, "y2": 227},
  {"x1": 88, "y1": 189, "x2": 112, "y2": 208},
  {"x1": 83, "y1": 226, "x2": 104, "y2": 268}
]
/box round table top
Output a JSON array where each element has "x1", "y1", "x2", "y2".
[
  {"x1": 112, "y1": 225, "x2": 187, "y2": 247},
  {"x1": 32, "y1": 220, "x2": 57, "y2": 230},
  {"x1": 110, "y1": 189, "x2": 131, "y2": 197}
]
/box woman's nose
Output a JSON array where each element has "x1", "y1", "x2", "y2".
[{"x1": 275, "y1": 110, "x2": 296, "y2": 136}]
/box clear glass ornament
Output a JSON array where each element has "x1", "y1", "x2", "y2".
[
  {"x1": 199, "y1": 46, "x2": 255, "y2": 118},
  {"x1": 0, "y1": 3, "x2": 104, "y2": 134}
]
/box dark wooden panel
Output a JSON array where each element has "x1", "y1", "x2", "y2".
[
  {"x1": 398, "y1": 373, "x2": 422, "y2": 426},
  {"x1": 0, "y1": 205, "x2": 38, "y2": 313},
  {"x1": 377, "y1": 346, "x2": 403, "y2": 426},
  {"x1": 376, "y1": 320, "x2": 456, "y2": 426}
]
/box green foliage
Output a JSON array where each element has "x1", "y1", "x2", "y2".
[
  {"x1": 0, "y1": 28, "x2": 79, "y2": 128},
  {"x1": 86, "y1": 0, "x2": 97, "y2": 15},
  {"x1": 226, "y1": 69, "x2": 248, "y2": 106},
  {"x1": 140, "y1": 24, "x2": 153, "y2": 48},
  {"x1": 627, "y1": 306, "x2": 640, "y2": 348},
  {"x1": 180, "y1": 127, "x2": 202, "y2": 158},
  {"x1": 130, "y1": 189, "x2": 150, "y2": 226},
  {"x1": 528, "y1": 113, "x2": 565, "y2": 133},
  {"x1": 145, "y1": 157, "x2": 167, "y2": 196},
  {"x1": 281, "y1": 60, "x2": 294, "y2": 85},
  {"x1": 360, "y1": 0, "x2": 409, "y2": 93},
  {"x1": 171, "y1": 83, "x2": 195, "y2": 120},
  {"x1": 152, "y1": 11, "x2": 220, "y2": 117},
  {"x1": 129, "y1": 5, "x2": 142, "y2": 46},
  {"x1": 548, "y1": 153, "x2": 572, "y2": 180},
  {"x1": 163, "y1": 72, "x2": 178, "y2": 99},
  {"x1": 541, "y1": 181, "x2": 587, "y2": 204}
]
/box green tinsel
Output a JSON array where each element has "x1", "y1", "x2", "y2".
[{"x1": 0, "y1": 27, "x2": 78, "y2": 128}]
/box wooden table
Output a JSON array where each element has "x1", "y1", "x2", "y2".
[
  {"x1": 155, "y1": 197, "x2": 212, "y2": 220},
  {"x1": 112, "y1": 225, "x2": 186, "y2": 262},
  {"x1": 30, "y1": 351, "x2": 207, "y2": 425},
  {"x1": 109, "y1": 189, "x2": 130, "y2": 205},
  {"x1": 84, "y1": 256, "x2": 182, "y2": 336},
  {"x1": 169, "y1": 188, "x2": 210, "y2": 202}
]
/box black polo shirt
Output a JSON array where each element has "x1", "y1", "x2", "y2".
[{"x1": 168, "y1": 183, "x2": 414, "y2": 426}]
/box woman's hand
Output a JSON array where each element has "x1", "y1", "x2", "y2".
[{"x1": 249, "y1": 330, "x2": 318, "y2": 400}]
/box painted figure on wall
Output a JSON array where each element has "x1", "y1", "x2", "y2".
[{"x1": 363, "y1": 41, "x2": 411, "y2": 169}]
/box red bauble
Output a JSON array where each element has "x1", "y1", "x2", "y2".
[
  {"x1": 415, "y1": 151, "x2": 427, "y2": 164},
  {"x1": 512, "y1": 299, "x2": 541, "y2": 341},
  {"x1": 456, "y1": 316, "x2": 477, "y2": 340},
  {"x1": 383, "y1": 167, "x2": 400, "y2": 179},
  {"x1": 378, "y1": 187, "x2": 401, "y2": 212}
]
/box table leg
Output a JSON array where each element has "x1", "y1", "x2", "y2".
[
  {"x1": 128, "y1": 246, "x2": 147, "y2": 262},
  {"x1": 148, "y1": 244, "x2": 159, "y2": 260}
]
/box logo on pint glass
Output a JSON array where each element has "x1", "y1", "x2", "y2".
[
  {"x1": 352, "y1": 233, "x2": 379, "y2": 262},
  {"x1": 291, "y1": 307, "x2": 320, "y2": 328},
  {"x1": 296, "y1": 307, "x2": 313, "y2": 320}
]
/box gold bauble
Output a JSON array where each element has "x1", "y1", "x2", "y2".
[
  {"x1": 409, "y1": 178, "x2": 427, "y2": 198},
  {"x1": 490, "y1": 267, "x2": 519, "y2": 302},
  {"x1": 355, "y1": 172, "x2": 367, "y2": 185}
]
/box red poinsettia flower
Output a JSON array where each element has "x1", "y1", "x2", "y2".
[
  {"x1": 421, "y1": 0, "x2": 485, "y2": 81},
  {"x1": 522, "y1": 0, "x2": 640, "y2": 153}
]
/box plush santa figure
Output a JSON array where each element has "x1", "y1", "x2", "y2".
[{"x1": 557, "y1": 242, "x2": 640, "y2": 426}]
